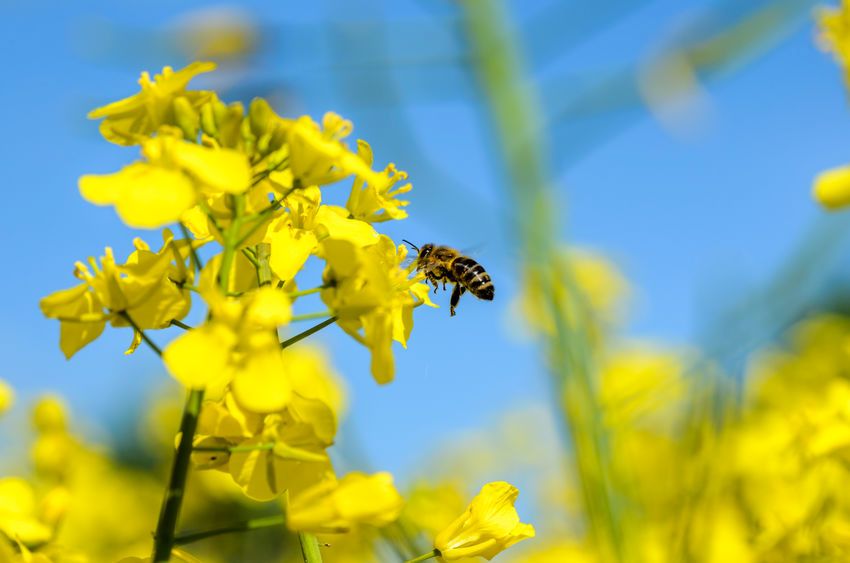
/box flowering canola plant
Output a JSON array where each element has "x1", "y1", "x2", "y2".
[{"x1": 29, "y1": 63, "x2": 534, "y2": 562}]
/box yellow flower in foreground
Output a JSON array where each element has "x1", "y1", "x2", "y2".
[
  {"x1": 88, "y1": 61, "x2": 215, "y2": 145},
  {"x1": 80, "y1": 131, "x2": 251, "y2": 228},
  {"x1": 287, "y1": 472, "x2": 403, "y2": 533},
  {"x1": 813, "y1": 165, "x2": 850, "y2": 209},
  {"x1": 345, "y1": 140, "x2": 411, "y2": 223},
  {"x1": 434, "y1": 481, "x2": 535, "y2": 561},
  {"x1": 321, "y1": 236, "x2": 434, "y2": 383},
  {"x1": 287, "y1": 113, "x2": 388, "y2": 190},
  {"x1": 40, "y1": 230, "x2": 192, "y2": 358}
]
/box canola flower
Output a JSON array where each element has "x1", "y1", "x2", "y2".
[
  {"x1": 814, "y1": 1, "x2": 850, "y2": 208},
  {"x1": 32, "y1": 61, "x2": 529, "y2": 563}
]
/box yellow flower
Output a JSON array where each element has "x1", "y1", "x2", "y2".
[
  {"x1": 818, "y1": 1, "x2": 850, "y2": 71},
  {"x1": 434, "y1": 481, "x2": 535, "y2": 561},
  {"x1": 264, "y1": 185, "x2": 379, "y2": 281},
  {"x1": 286, "y1": 472, "x2": 404, "y2": 533},
  {"x1": 321, "y1": 236, "x2": 434, "y2": 383},
  {"x1": 163, "y1": 282, "x2": 292, "y2": 408},
  {"x1": 193, "y1": 388, "x2": 336, "y2": 501},
  {"x1": 403, "y1": 481, "x2": 468, "y2": 538},
  {"x1": 813, "y1": 165, "x2": 850, "y2": 209},
  {"x1": 0, "y1": 478, "x2": 54, "y2": 547},
  {"x1": 40, "y1": 230, "x2": 192, "y2": 358},
  {"x1": 0, "y1": 379, "x2": 15, "y2": 416},
  {"x1": 88, "y1": 61, "x2": 216, "y2": 145},
  {"x1": 287, "y1": 113, "x2": 388, "y2": 190},
  {"x1": 345, "y1": 141, "x2": 411, "y2": 223},
  {"x1": 80, "y1": 130, "x2": 251, "y2": 229}
]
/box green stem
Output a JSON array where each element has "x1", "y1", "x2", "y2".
[
  {"x1": 119, "y1": 311, "x2": 162, "y2": 356},
  {"x1": 299, "y1": 532, "x2": 323, "y2": 563},
  {"x1": 169, "y1": 319, "x2": 193, "y2": 331},
  {"x1": 193, "y1": 443, "x2": 275, "y2": 453},
  {"x1": 178, "y1": 222, "x2": 204, "y2": 272},
  {"x1": 256, "y1": 243, "x2": 273, "y2": 287},
  {"x1": 174, "y1": 515, "x2": 286, "y2": 546},
  {"x1": 280, "y1": 317, "x2": 338, "y2": 349},
  {"x1": 151, "y1": 389, "x2": 205, "y2": 561},
  {"x1": 291, "y1": 311, "x2": 334, "y2": 322},
  {"x1": 404, "y1": 550, "x2": 439, "y2": 563},
  {"x1": 287, "y1": 286, "x2": 327, "y2": 298},
  {"x1": 241, "y1": 247, "x2": 260, "y2": 269}
]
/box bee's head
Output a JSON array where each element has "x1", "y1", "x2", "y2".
[{"x1": 418, "y1": 243, "x2": 434, "y2": 261}]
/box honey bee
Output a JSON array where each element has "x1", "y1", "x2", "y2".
[{"x1": 404, "y1": 240, "x2": 494, "y2": 316}]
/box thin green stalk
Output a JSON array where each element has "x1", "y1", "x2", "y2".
[
  {"x1": 174, "y1": 514, "x2": 286, "y2": 546},
  {"x1": 119, "y1": 311, "x2": 162, "y2": 356},
  {"x1": 298, "y1": 532, "x2": 323, "y2": 563},
  {"x1": 404, "y1": 550, "x2": 439, "y2": 563},
  {"x1": 287, "y1": 286, "x2": 327, "y2": 298},
  {"x1": 256, "y1": 243, "x2": 273, "y2": 287},
  {"x1": 151, "y1": 388, "x2": 205, "y2": 561},
  {"x1": 291, "y1": 311, "x2": 334, "y2": 322},
  {"x1": 280, "y1": 317, "x2": 338, "y2": 349},
  {"x1": 241, "y1": 247, "x2": 260, "y2": 269},
  {"x1": 169, "y1": 319, "x2": 193, "y2": 331},
  {"x1": 193, "y1": 443, "x2": 275, "y2": 453},
  {"x1": 178, "y1": 222, "x2": 204, "y2": 272}
]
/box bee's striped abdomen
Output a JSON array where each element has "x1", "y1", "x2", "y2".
[{"x1": 451, "y1": 257, "x2": 494, "y2": 301}]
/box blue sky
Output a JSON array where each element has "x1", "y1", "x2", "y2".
[{"x1": 2, "y1": 0, "x2": 849, "y2": 483}]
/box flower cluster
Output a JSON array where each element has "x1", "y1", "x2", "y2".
[{"x1": 30, "y1": 62, "x2": 532, "y2": 562}]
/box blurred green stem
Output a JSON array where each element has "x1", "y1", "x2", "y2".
[
  {"x1": 174, "y1": 515, "x2": 286, "y2": 546},
  {"x1": 461, "y1": 0, "x2": 625, "y2": 559},
  {"x1": 404, "y1": 550, "x2": 439, "y2": 563},
  {"x1": 299, "y1": 532, "x2": 323, "y2": 562}
]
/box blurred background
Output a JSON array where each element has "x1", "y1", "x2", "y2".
[{"x1": 3, "y1": 0, "x2": 850, "y2": 560}]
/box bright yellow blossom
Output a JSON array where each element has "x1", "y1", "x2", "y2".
[
  {"x1": 40, "y1": 230, "x2": 192, "y2": 358},
  {"x1": 287, "y1": 113, "x2": 389, "y2": 190},
  {"x1": 345, "y1": 141, "x2": 411, "y2": 223},
  {"x1": 434, "y1": 481, "x2": 535, "y2": 561},
  {"x1": 193, "y1": 386, "x2": 336, "y2": 501},
  {"x1": 286, "y1": 472, "x2": 404, "y2": 533},
  {"x1": 321, "y1": 236, "x2": 434, "y2": 383},
  {"x1": 80, "y1": 130, "x2": 251, "y2": 228},
  {"x1": 264, "y1": 185, "x2": 379, "y2": 281},
  {"x1": 88, "y1": 62, "x2": 216, "y2": 145},
  {"x1": 163, "y1": 271, "x2": 292, "y2": 409}
]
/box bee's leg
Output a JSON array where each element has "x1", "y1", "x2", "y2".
[
  {"x1": 442, "y1": 281, "x2": 446, "y2": 290},
  {"x1": 450, "y1": 284, "x2": 466, "y2": 316}
]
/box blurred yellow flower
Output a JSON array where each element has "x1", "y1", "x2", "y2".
[
  {"x1": 0, "y1": 379, "x2": 14, "y2": 416},
  {"x1": 286, "y1": 472, "x2": 404, "y2": 533},
  {"x1": 434, "y1": 481, "x2": 534, "y2": 561},
  {"x1": 813, "y1": 165, "x2": 850, "y2": 209},
  {"x1": 88, "y1": 62, "x2": 215, "y2": 145}
]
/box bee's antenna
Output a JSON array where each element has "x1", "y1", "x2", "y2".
[{"x1": 401, "y1": 239, "x2": 419, "y2": 253}]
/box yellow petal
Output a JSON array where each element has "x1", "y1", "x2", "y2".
[
  {"x1": 163, "y1": 323, "x2": 235, "y2": 389},
  {"x1": 266, "y1": 223, "x2": 317, "y2": 281},
  {"x1": 171, "y1": 141, "x2": 252, "y2": 194},
  {"x1": 231, "y1": 348, "x2": 292, "y2": 413},
  {"x1": 79, "y1": 163, "x2": 196, "y2": 229}
]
